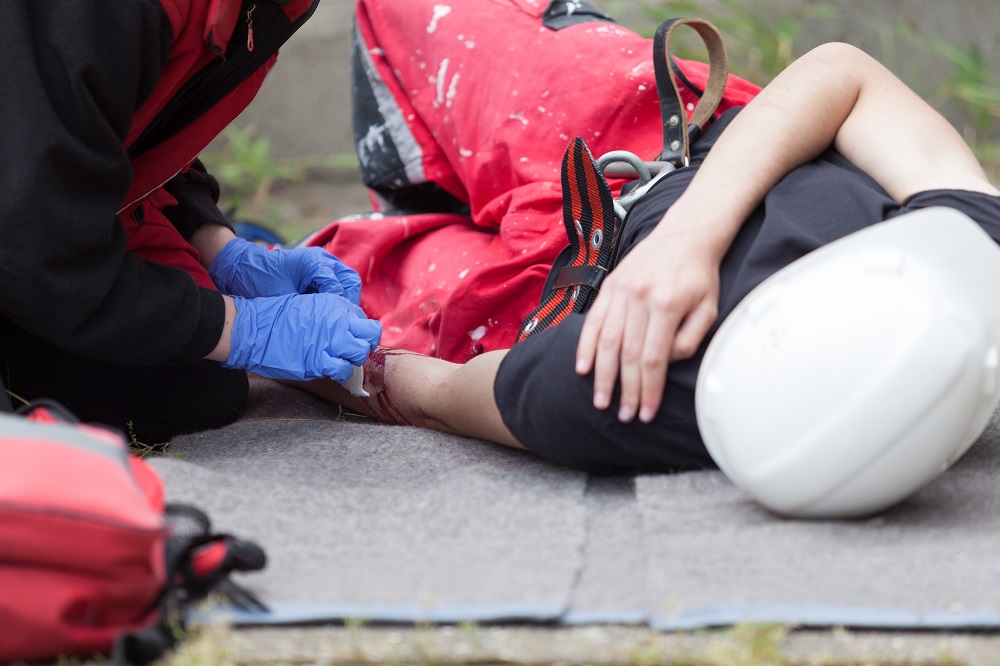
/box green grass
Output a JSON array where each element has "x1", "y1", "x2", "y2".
[
  {"x1": 126, "y1": 419, "x2": 185, "y2": 460},
  {"x1": 617, "y1": 0, "x2": 999, "y2": 172},
  {"x1": 199, "y1": 124, "x2": 360, "y2": 241}
]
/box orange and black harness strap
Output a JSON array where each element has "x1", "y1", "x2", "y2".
[{"x1": 515, "y1": 136, "x2": 618, "y2": 343}]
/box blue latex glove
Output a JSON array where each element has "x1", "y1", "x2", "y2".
[
  {"x1": 208, "y1": 238, "x2": 363, "y2": 304},
  {"x1": 224, "y1": 294, "x2": 382, "y2": 381}
]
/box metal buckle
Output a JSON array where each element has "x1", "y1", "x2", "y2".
[{"x1": 595, "y1": 151, "x2": 676, "y2": 222}]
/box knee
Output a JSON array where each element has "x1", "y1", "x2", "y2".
[
  {"x1": 130, "y1": 364, "x2": 249, "y2": 443},
  {"x1": 177, "y1": 363, "x2": 249, "y2": 433},
  {"x1": 195, "y1": 365, "x2": 249, "y2": 430}
]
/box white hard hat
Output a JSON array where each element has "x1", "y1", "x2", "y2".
[{"x1": 695, "y1": 207, "x2": 1000, "y2": 519}]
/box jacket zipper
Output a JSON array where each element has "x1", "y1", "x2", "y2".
[{"x1": 246, "y1": 3, "x2": 256, "y2": 52}]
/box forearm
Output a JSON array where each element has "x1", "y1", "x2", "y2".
[
  {"x1": 652, "y1": 42, "x2": 997, "y2": 261},
  {"x1": 424, "y1": 350, "x2": 520, "y2": 447},
  {"x1": 193, "y1": 225, "x2": 238, "y2": 362},
  {"x1": 650, "y1": 43, "x2": 861, "y2": 259},
  {"x1": 830, "y1": 46, "x2": 998, "y2": 201},
  {"x1": 204, "y1": 295, "x2": 236, "y2": 362},
  {"x1": 290, "y1": 349, "x2": 524, "y2": 449},
  {"x1": 191, "y1": 222, "x2": 238, "y2": 269}
]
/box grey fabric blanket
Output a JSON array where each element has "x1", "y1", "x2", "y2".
[{"x1": 151, "y1": 377, "x2": 1000, "y2": 629}]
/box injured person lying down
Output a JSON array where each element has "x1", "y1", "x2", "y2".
[{"x1": 290, "y1": 3, "x2": 1000, "y2": 491}]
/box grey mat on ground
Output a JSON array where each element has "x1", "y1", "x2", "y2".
[
  {"x1": 155, "y1": 377, "x2": 1000, "y2": 629},
  {"x1": 152, "y1": 379, "x2": 589, "y2": 623},
  {"x1": 637, "y1": 415, "x2": 1000, "y2": 630}
]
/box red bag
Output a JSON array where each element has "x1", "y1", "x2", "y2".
[{"x1": 0, "y1": 402, "x2": 265, "y2": 664}]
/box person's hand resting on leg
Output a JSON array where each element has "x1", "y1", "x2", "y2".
[{"x1": 575, "y1": 211, "x2": 723, "y2": 425}]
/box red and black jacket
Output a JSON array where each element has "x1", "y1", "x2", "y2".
[{"x1": 0, "y1": 0, "x2": 318, "y2": 366}]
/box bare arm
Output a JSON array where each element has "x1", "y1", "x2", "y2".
[
  {"x1": 577, "y1": 42, "x2": 999, "y2": 425},
  {"x1": 290, "y1": 348, "x2": 524, "y2": 449},
  {"x1": 190, "y1": 223, "x2": 239, "y2": 363},
  {"x1": 190, "y1": 222, "x2": 238, "y2": 268},
  {"x1": 676, "y1": 42, "x2": 996, "y2": 241}
]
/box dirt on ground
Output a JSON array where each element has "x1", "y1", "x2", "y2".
[{"x1": 164, "y1": 622, "x2": 1000, "y2": 666}]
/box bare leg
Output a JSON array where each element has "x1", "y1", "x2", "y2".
[{"x1": 287, "y1": 347, "x2": 525, "y2": 450}]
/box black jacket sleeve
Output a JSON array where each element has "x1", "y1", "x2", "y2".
[
  {"x1": 163, "y1": 159, "x2": 236, "y2": 240},
  {"x1": 0, "y1": 0, "x2": 226, "y2": 366}
]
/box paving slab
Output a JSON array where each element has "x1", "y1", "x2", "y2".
[{"x1": 166, "y1": 624, "x2": 1000, "y2": 666}]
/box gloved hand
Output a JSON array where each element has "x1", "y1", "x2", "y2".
[
  {"x1": 208, "y1": 237, "x2": 363, "y2": 304},
  {"x1": 224, "y1": 294, "x2": 382, "y2": 382}
]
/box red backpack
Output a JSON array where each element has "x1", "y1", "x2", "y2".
[{"x1": 0, "y1": 400, "x2": 266, "y2": 664}]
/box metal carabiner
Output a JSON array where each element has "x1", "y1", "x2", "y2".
[{"x1": 595, "y1": 151, "x2": 676, "y2": 222}]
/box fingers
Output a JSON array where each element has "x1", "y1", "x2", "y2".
[
  {"x1": 307, "y1": 268, "x2": 347, "y2": 297},
  {"x1": 577, "y1": 282, "x2": 717, "y2": 425},
  {"x1": 320, "y1": 308, "x2": 380, "y2": 378},
  {"x1": 329, "y1": 330, "x2": 375, "y2": 367},
  {"x1": 671, "y1": 300, "x2": 717, "y2": 362},
  {"x1": 334, "y1": 264, "x2": 363, "y2": 305},
  {"x1": 615, "y1": 290, "x2": 651, "y2": 423},
  {"x1": 295, "y1": 248, "x2": 363, "y2": 303},
  {"x1": 318, "y1": 354, "x2": 355, "y2": 383},
  {"x1": 575, "y1": 292, "x2": 606, "y2": 377},
  {"x1": 317, "y1": 300, "x2": 381, "y2": 368},
  {"x1": 308, "y1": 256, "x2": 363, "y2": 304},
  {"x1": 579, "y1": 277, "x2": 672, "y2": 422},
  {"x1": 635, "y1": 304, "x2": 679, "y2": 423},
  {"x1": 347, "y1": 311, "x2": 383, "y2": 352},
  {"x1": 577, "y1": 288, "x2": 625, "y2": 411}
]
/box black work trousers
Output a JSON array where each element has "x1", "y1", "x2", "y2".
[{"x1": 0, "y1": 317, "x2": 247, "y2": 443}]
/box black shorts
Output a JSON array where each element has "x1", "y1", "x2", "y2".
[{"x1": 494, "y1": 109, "x2": 1000, "y2": 475}]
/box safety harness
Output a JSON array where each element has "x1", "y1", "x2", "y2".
[{"x1": 516, "y1": 18, "x2": 730, "y2": 342}]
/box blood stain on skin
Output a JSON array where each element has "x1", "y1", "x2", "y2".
[
  {"x1": 362, "y1": 347, "x2": 416, "y2": 426},
  {"x1": 364, "y1": 347, "x2": 388, "y2": 394}
]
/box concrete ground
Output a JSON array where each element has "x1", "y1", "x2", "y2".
[{"x1": 168, "y1": 623, "x2": 1000, "y2": 666}]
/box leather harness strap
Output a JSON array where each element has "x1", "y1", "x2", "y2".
[{"x1": 655, "y1": 18, "x2": 729, "y2": 166}]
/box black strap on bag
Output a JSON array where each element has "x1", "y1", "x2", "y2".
[
  {"x1": 516, "y1": 18, "x2": 730, "y2": 342},
  {"x1": 119, "y1": 504, "x2": 268, "y2": 665}
]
